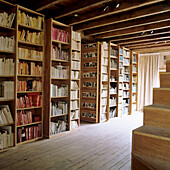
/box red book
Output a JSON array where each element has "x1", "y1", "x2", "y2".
[
  {"x1": 33, "y1": 126, "x2": 36, "y2": 138},
  {"x1": 18, "y1": 129, "x2": 22, "y2": 143},
  {"x1": 25, "y1": 128, "x2": 29, "y2": 141},
  {"x1": 34, "y1": 116, "x2": 40, "y2": 122},
  {"x1": 38, "y1": 124, "x2": 42, "y2": 137}
]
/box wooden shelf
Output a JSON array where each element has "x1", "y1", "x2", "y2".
[
  {"x1": 17, "y1": 106, "x2": 42, "y2": 110},
  {"x1": 110, "y1": 68, "x2": 117, "y2": 71},
  {"x1": 18, "y1": 40, "x2": 43, "y2": 47},
  {"x1": 17, "y1": 58, "x2": 43, "y2": 62},
  {"x1": 51, "y1": 59, "x2": 69, "y2": 63},
  {"x1": 17, "y1": 137, "x2": 42, "y2": 145},
  {"x1": 17, "y1": 75, "x2": 42, "y2": 77},
  {"x1": 18, "y1": 23, "x2": 43, "y2": 32},
  {"x1": 71, "y1": 58, "x2": 80, "y2": 61},
  {"x1": 72, "y1": 49, "x2": 81, "y2": 52},
  {"x1": 71, "y1": 79, "x2": 80, "y2": 81},
  {"x1": 51, "y1": 113, "x2": 68, "y2": 118},
  {"x1": 110, "y1": 56, "x2": 118, "y2": 59},
  {"x1": 0, "y1": 25, "x2": 15, "y2": 31},
  {"x1": 0, "y1": 99, "x2": 14, "y2": 102},
  {"x1": 0, "y1": 50, "x2": 15, "y2": 54},
  {"x1": 51, "y1": 96, "x2": 69, "y2": 99},
  {"x1": 17, "y1": 121, "x2": 42, "y2": 128},
  {"x1": 72, "y1": 39, "x2": 81, "y2": 42},
  {"x1": 52, "y1": 39, "x2": 70, "y2": 45},
  {"x1": 0, "y1": 123, "x2": 14, "y2": 127},
  {"x1": 17, "y1": 91, "x2": 42, "y2": 93},
  {"x1": 71, "y1": 98, "x2": 80, "y2": 101},
  {"x1": 51, "y1": 78, "x2": 69, "y2": 80},
  {"x1": 0, "y1": 75, "x2": 14, "y2": 78}
]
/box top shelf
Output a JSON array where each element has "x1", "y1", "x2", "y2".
[{"x1": 52, "y1": 40, "x2": 70, "y2": 45}]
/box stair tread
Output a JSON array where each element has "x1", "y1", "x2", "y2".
[
  {"x1": 145, "y1": 104, "x2": 170, "y2": 110},
  {"x1": 134, "y1": 126, "x2": 170, "y2": 140},
  {"x1": 153, "y1": 88, "x2": 170, "y2": 90},
  {"x1": 133, "y1": 153, "x2": 170, "y2": 170},
  {"x1": 160, "y1": 72, "x2": 170, "y2": 75}
]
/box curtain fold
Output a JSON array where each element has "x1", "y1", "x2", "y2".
[{"x1": 138, "y1": 53, "x2": 160, "y2": 111}]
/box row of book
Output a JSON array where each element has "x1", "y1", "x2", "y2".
[
  {"x1": 83, "y1": 62, "x2": 97, "y2": 68},
  {"x1": 0, "y1": 105, "x2": 14, "y2": 125},
  {"x1": 51, "y1": 65, "x2": 69, "y2": 79},
  {"x1": 110, "y1": 97, "x2": 116, "y2": 106},
  {"x1": 52, "y1": 45, "x2": 70, "y2": 61},
  {"x1": 81, "y1": 112, "x2": 96, "y2": 119},
  {"x1": 123, "y1": 50, "x2": 130, "y2": 58},
  {"x1": 110, "y1": 59, "x2": 117, "y2": 69},
  {"x1": 70, "y1": 101, "x2": 79, "y2": 110},
  {"x1": 83, "y1": 72, "x2": 97, "y2": 78},
  {"x1": 51, "y1": 101, "x2": 68, "y2": 116},
  {"x1": 109, "y1": 108, "x2": 116, "y2": 118},
  {"x1": 51, "y1": 84, "x2": 68, "y2": 97},
  {"x1": 82, "y1": 102, "x2": 96, "y2": 109},
  {"x1": 17, "y1": 80, "x2": 42, "y2": 92},
  {"x1": 71, "y1": 120, "x2": 78, "y2": 129},
  {"x1": 71, "y1": 81, "x2": 79, "y2": 89},
  {"x1": 133, "y1": 75, "x2": 137, "y2": 82},
  {"x1": 110, "y1": 86, "x2": 117, "y2": 94},
  {"x1": 133, "y1": 65, "x2": 137, "y2": 73},
  {"x1": 123, "y1": 98, "x2": 130, "y2": 105},
  {"x1": 123, "y1": 74, "x2": 130, "y2": 81},
  {"x1": 132, "y1": 94, "x2": 136, "y2": 103},
  {"x1": 82, "y1": 92, "x2": 96, "y2": 98},
  {"x1": 71, "y1": 71, "x2": 79, "y2": 79},
  {"x1": 102, "y1": 57, "x2": 108, "y2": 66},
  {"x1": 0, "y1": 58, "x2": 15, "y2": 76},
  {"x1": 0, "y1": 81, "x2": 14, "y2": 100},
  {"x1": 0, "y1": 12, "x2": 15, "y2": 28},
  {"x1": 17, "y1": 61, "x2": 42, "y2": 76},
  {"x1": 123, "y1": 58, "x2": 130, "y2": 65},
  {"x1": 18, "y1": 29, "x2": 43, "y2": 45},
  {"x1": 50, "y1": 120, "x2": 67, "y2": 135},
  {"x1": 83, "y1": 81, "x2": 97, "y2": 88},
  {"x1": 0, "y1": 126, "x2": 13, "y2": 149},
  {"x1": 72, "y1": 40, "x2": 81, "y2": 50},
  {"x1": 72, "y1": 52, "x2": 81, "y2": 60},
  {"x1": 110, "y1": 48, "x2": 118, "y2": 57},
  {"x1": 123, "y1": 106, "x2": 129, "y2": 115},
  {"x1": 124, "y1": 67, "x2": 130, "y2": 73},
  {"x1": 71, "y1": 90, "x2": 78, "y2": 99},
  {"x1": 101, "y1": 98, "x2": 107, "y2": 105},
  {"x1": 18, "y1": 47, "x2": 43, "y2": 60},
  {"x1": 101, "y1": 89, "x2": 107, "y2": 97},
  {"x1": 84, "y1": 52, "x2": 97, "y2": 58},
  {"x1": 110, "y1": 75, "x2": 117, "y2": 82},
  {"x1": 123, "y1": 91, "x2": 129, "y2": 98},
  {"x1": 17, "y1": 93, "x2": 42, "y2": 108},
  {"x1": 84, "y1": 43, "x2": 97, "y2": 48},
  {"x1": 123, "y1": 83, "x2": 130, "y2": 90},
  {"x1": 52, "y1": 27, "x2": 70, "y2": 43},
  {"x1": 102, "y1": 74, "x2": 108, "y2": 81},
  {"x1": 0, "y1": 36, "x2": 15, "y2": 52},
  {"x1": 133, "y1": 54, "x2": 137, "y2": 63},
  {"x1": 17, "y1": 124, "x2": 42, "y2": 143},
  {"x1": 72, "y1": 31, "x2": 81, "y2": 41},
  {"x1": 18, "y1": 10, "x2": 43, "y2": 29},
  {"x1": 71, "y1": 110, "x2": 79, "y2": 120},
  {"x1": 71, "y1": 61, "x2": 80, "y2": 70},
  {"x1": 132, "y1": 84, "x2": 137, "y2": 92}
]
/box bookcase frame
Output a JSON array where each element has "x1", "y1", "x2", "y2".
[
  {"x1": 44, "y1": 18, "x2": 71, "y2": 138},
  {"x1": 81, "y1": 42, "x2": 100, "y2": 123},
  {"x1": 0, "y1": 0, "x2": 17, "y2": 152},
  {"x1": 15, "y1": 5, "x2": 44, "y2": 144},
  {"x1": 130, "y1": 51, "x2": 138, "y2": 113}
]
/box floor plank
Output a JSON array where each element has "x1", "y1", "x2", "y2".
[{"x1": 0, "y1": 112, "x2": 143, "y2": 170}]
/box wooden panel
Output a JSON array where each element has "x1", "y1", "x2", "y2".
[
  {"x1": 160, "y1": 73, "x2": 170, "y2": 88},
  {"x1": 144, "y1": 105, "x2": 170, "y2": 129},
  {"x1": 166, "y1": 60, "x2": 170, "y2": 72}
]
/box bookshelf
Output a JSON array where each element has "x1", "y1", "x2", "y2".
[
  {"x1": 0, "y1": 0, "x2": 16, "y2": 152},
  {"x1": 99, "y1": 42, "x2": 109, "y2": 122},
  {"x1": 118, "y1": 47, "x2": 123, "y2": 117},
  {"x1": 122, "y1": 48, "x2": 131, "y2": 115},
  {"x1": 81, "y1": 42, "x2": 100, "y2": 123},
  {"x1": 70, "y1": 29, "x2": 81, "y2": 129},
  {"x1": 109, "y1": 42, "x2": 119, "y2": 119},
  {"x1": 16, "y1": 5, "x2": 44, "y2": 144},
  {"x1": 130, "y1": 51, "x2": 138, "y2": 113},
  {"x1": 44, "y1": 18, "x2": 71, "y2": 138}
]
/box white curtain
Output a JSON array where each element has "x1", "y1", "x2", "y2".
[{"x1": 138, "y1": 53, "x2": 160, "y2": 111}]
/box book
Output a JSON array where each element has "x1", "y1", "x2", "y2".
[
  {"x1": 0, "y1": 12, "x2": 15, "y2": 28},
  {"x1": 0, "y1": 36, "x2": 15, "y2": 52},
  {"x1": 0, "y1": 81, "x2": 14, "y2": 100}
]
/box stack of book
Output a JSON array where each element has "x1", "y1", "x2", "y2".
[
  {"x1": 71, "y1": 90, "x2": 78, "y2": 99},
  {"x1": 71, "y1": 71, "x2": 79, "y2": 79},
  {"x1": 51, "y1": 65, "x2": 69, "y2": 79},
  {"x1": 72, "y1": 52, "x2": 80, "y2": 60},
  {"x1": 72, "y1": 31, "x2": 81, "y2": 41},
  {"x1": 71, "y1": 61, "x2": 80, "y2": 70},
  {"x1": 51, "y1": 84, "x2": 68, "y2": 97},
  {"x1": 72, "y1": 40, "x2": 80, "y2": 50},
  {"x1": 50, "y1": 120, "x2": 67, "y2": 135},
  {"x1": 0, "y1": 12, "x2": 15, "y2": 28},
  {"x1": 71, "y1": 101, "x2": 78, "y2": 110},
  {"x1": 51, "y1": 101, "x2": 68, "y2": 116},
  {"x1": 0, "y1": 36, "x2": 15, "y2": 52},
  {"x1": 71, "y1": 81, "x2": 79, "y2": 89},
  {"x1": 0, "y1": 81, "x2": 14, "y2": 100},
  {"x1": 71, "y1": 110, "x2": 79, "y2": 120},
  {"x1": 0, "y1": 58, "x2": 15, "y2": 76}
]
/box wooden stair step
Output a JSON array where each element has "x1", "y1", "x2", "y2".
[
  {"x1": 166, "y1": 60, "x2": 170, "y2": 72},
  {"x1": 153, "y1": 88, "x2": 170, "y2": 106},
  {"x1": 132, "y1": 125, "x2": 170, "y2": 167},
  {"x1": 144, "y1": 104, "x2": 170, "y2": 129},
  {"x1": 132, "y1": 153, "x2": 170, "y2": 170},
  {"x1": 160, "y1": 72, "x2": 170, "y2": 88}
]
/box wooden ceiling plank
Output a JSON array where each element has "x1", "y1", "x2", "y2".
[
  {"x1": 135, "y1": 46, "x2": 170, "y2": 53},
  {"x1": 84, "y1": 12, "x2": 170, "y2": 36},
  {"x1": 93, "y1": 20, "x2": 170, "y2": 39},
  {"x1": 66, "y1": 0, "x2": 164, "y2": 25},
  {"x1": 54, "y1": 0, "x2": 111, "y2": 19},
  {"x1": 35, "y1": 0, "x2": 64, "y2": 11},
  {"x1": 74, "y1": 1, "x2": 170, "y2": 31}
]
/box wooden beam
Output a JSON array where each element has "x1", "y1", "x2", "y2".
[
  {"x1": 123, "y1": 37, "x2": 170, "y2": 47},
  {"x1": 135, "y1": 46, "x2": 170, "y2": 53},
  {"x1": 125, "y1": 39, "x2": 170, "y2": 48},
  {"x1": 107, "y1": 27, "x2": 170, "y2": 42},
  {"x1": 53, "y1": 0, "x2": 112, "y2": 19},
  {"x1": 84, "y1": 12, "x2": 170, "y2": 36},
  {"x1": 74, "y1": 1, "x2": 170, "y2": 31},
  {"x1": 93, "y1": 20, "x2": 170, "y2": 39},
  {"x1": 115, "y1": 34, "x2": 170, "y2": 45},
  {"x1": 35, "y1": 0, "x2": 63, "y2": 12},
  {"x1": 66, "y1": 0, "x2": 164, "y2": 25}
]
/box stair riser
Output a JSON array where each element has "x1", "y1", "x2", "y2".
[
  {"x1": 166, "y1": 61, "x2": 170, "y2": 72},
  {"x1": 153, "y1": 89, "x2": 170, "y2": 106},
  {"x1": 132, "y1": 132, "x2": 170, "y2": 163},
  {"x1": 160, "y1": 74, "x2": 170, "y2": 88},
  {"x1": 144, "y1": 107, "x2": 170, "y2": 129}
]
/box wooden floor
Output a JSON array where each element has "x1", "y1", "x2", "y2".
[{"x1": 0, "y1": 112, "x2": 143, "y2": 170}]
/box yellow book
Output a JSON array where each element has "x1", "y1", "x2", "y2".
[
  {"x1": 18, "y1": 10, "x2": 21, "y2": 23},
  {"x1": 18, "y1": 30, "x2": 21, "y2": 40}
]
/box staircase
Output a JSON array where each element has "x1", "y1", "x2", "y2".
[{"x1": 131, "y1": 60, "x2": 170, "y2": 170}]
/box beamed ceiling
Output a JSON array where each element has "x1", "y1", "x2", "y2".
[{"x1": 7, "y1": 0, "x2": 170, "y2": 53}]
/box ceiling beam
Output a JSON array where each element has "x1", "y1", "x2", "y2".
[
  {"x1": 65, "y1": 0, "x2": 164, "y2": 25},
  {"x1": 74, "y1": 1, "x2": 170, "y2": 31},
  {"x1": 123, "y1": 37, "x2": 170, "y2": 47},
  {"x1": 135, "y1": 46, "x2": 170, "y2": 53},
  {"x1": 93, "y1": 20, "x2": 170, "y2": 39},
  {"x1": 84, "y1": 12, "x2": 170, "y2": 36},
  {"x1": 35, "y1": 0, "x2": 64, "y2": 11},
  {"x1": 53, "y1": 0, "x2": 111, "y2": 19}
]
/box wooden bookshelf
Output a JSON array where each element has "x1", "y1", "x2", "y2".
[
  {"x1": 70, "y1": 29, "x2": 81, "y2": 129},
  {"x1": 108, "y1": 42, "x2": 119, "y2": 119},
  {"x1": 81, "y1": 42, "x2": 100, "y2": 123},
  {"x1": 130, "y1": 51, "x2": 138, "y2": 113},
  {"x1": 99, "y1": 42, "x2": 109, "y2": 122},
  {"x1": 122, "y1": 47, "x2": 131, "y2": 115},
  {"x1": 16, "y1": 5, "x2": 44, "y2": 144},
  {"x1": 0, "y1": 0, "x2": 17, "y2": 152},
  {"x1": 44, "y1": 18, "x2": 71, "y2": 138}
]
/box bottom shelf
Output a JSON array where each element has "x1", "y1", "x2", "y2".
[
  {"x1": 0, "y1": 146, "x2": 15, "y2": 153},
  {"x1": 17, "y1": 137, "x2": 42, "y2": 145},
  {"x1": 50, "y1": 131, "x2": 69, "y2": 138}
]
